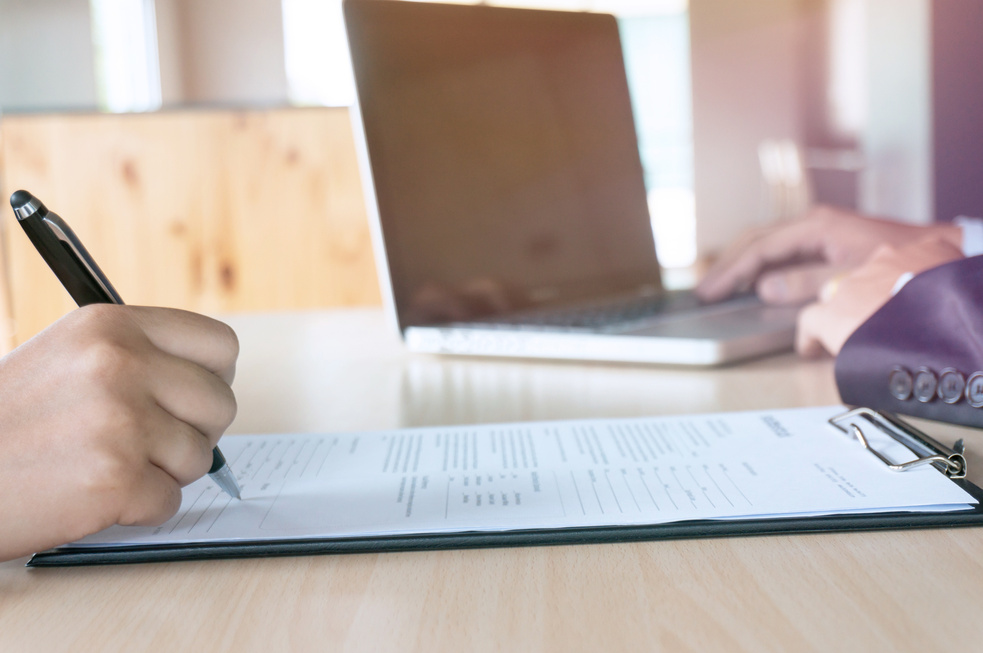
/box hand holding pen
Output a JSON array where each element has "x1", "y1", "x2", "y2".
[
  {"x1": 8, "y1": 191, "x2": 242, "y2": 500},
  {"x1": 0, "y1": 302, "x2": 240, "y2": 561}
]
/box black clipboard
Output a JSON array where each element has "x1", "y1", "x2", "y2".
[{"x1": 27, "y1": 407, "x2": 983, "y2": 567}]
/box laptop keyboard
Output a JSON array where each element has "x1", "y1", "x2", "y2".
[{"x1": 465, "y1": 291, "x2": 709, "y2": 332}]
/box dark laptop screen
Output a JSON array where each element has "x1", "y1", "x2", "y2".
[{"x1": 345, "y1": 0, "x2": 662, "y2": 327}]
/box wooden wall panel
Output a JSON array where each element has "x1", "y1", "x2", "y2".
[{"x1": 0, "y1": 108, "x2": 380, "y2": 350}]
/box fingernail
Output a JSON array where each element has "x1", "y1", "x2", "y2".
[{"x1": 758, "y1": 276, "x2": 787, "y2": 302}]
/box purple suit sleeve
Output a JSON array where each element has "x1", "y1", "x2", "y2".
[{"x1": 835, "y1": 255, "x2": 983, "y2": 428}]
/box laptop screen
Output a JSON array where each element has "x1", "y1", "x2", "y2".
[{"x1": 346, "y1": 0, "x2": 662, "y2": 327}]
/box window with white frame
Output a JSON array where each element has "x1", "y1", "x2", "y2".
[
  {"x1": 89, "y1": 0, "x2": 162, "y2": 113},
  {"x1": 282, "y1": 0, "x2": 356, "y2": 107}
]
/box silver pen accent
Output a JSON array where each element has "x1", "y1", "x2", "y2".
[{"x1": 210, "y1": 465, "x2": 242, "y2": 500}]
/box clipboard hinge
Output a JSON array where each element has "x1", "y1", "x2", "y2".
[{"x1": 829, "y1": 407, "x2": 967, "y2": 479}]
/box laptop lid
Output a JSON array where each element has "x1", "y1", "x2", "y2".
[{"x1": 344, "y1": 0, "x2": 662, "y2": 331}]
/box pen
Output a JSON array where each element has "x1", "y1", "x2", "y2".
[{"x1": 9, "y1": 189, "x2": 242, "y2": 500}]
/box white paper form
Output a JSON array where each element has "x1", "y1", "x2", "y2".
[{"x1": 69, "y1": 405, "x2": 977, "y2": 549}]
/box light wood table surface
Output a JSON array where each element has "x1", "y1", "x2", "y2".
[{"x1": 3, "y1": 308, "x2": 983, "y2": 652}]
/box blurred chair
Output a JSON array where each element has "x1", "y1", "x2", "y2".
[
  {"x1": 757, "y1": 138, "x2": 812, "y2": 222},
  {"x1": 758, "y1": 138, "x2": 866, "y2": 224},
  {"x1": 0, "y1": 107, "x2": 381, "y2": 352}
]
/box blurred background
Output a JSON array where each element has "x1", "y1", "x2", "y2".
[{"x1": 1, "y1": 0, "x2": 982, "y2": 348}]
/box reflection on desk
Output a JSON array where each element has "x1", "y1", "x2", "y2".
[{"x1": 226, "y1": 308, "x2": 839, "y2": 435}]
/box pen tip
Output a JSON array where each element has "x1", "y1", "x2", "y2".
[{"x1": 210, "y1": 464, "x2": 243, "y2": 500}]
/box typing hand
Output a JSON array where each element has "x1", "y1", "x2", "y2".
[
  {"x1": 696, "y1": 205, "x2": 961, "y2": 305},
  {"x1": 795, "y1": 237, "x2": 964, "y2": 357},
  {"x1": 0, "y1": 305, "x2": 238, "y2": 561}
]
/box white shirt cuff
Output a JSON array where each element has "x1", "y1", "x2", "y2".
[
  {"x1": 955, "y1": 216, "x2": 983, "y2": 256},
  {"x1": 891, "y1": 271, "x2": 915, "y2": 296}
]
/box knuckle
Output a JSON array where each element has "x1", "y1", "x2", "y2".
[
  {"x1": 159, "y1": 483, "x2": 183, "y2": 521},
  {"x1": 188, "y1": 447, "x2": 214, "y2": 481},
  {"x1": 215, "y1": 320, "x2": 240, "y2": 366},
  {"x1": 75, "y1": 338, "x2": 139, "y2": 387},
  {"x1": 72, "y1": 303, "x2": 121, "y2": 328},
  {"x1": 86, "y1": 396, "x2": 144, "y2": 440},
  {"x1": 174, "y1": 433, "x2": 213, "y2": 482},
  {"x1": 68, "y1": 304, "x2": 130, "y2": 343},
  {"x1": 872, "y1": 243, "x2": 897, "y2": 259},
  {"x1": 200, "y1": 376, "x2": 238, "y2": 434},
  {"x1": 219, "y1": 386, "x2": 238, "y2": 431}
]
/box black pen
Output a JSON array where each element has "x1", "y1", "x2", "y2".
[{"x1": 9, "y1": 190, "x2": 242, "y2": 500}]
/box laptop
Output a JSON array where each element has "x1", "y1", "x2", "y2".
[{"x1": 343, "y1": 0, "x2": 798, "y2": 366}]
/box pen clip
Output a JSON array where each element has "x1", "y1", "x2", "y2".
[{"x1": 43, "y1": 214, "x2": 124, "y2": 304}]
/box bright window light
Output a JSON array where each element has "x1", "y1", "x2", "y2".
[
  {"x1": 621, "y1": 12, "x2": 695, "y2": 268},
  {"x1": 89, "y1": 0, "x2": 162, "y2": 112},
  {"x1": 649, "y1": 188, "x2": 696, "y2": 268},
  {"x1": 828, "y1": 0, "x2": 867, "y2": 137},
  {"x1": 282, "y1": 0, "x2": 356, "y2": 107}
]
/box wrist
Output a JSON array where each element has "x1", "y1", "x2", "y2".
[{"x1": 928, "y1": 222, "x2": 964, "y2": 251}]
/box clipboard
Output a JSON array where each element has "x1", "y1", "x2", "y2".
[{"x1": 27, "y1": 406, "x2": 983, "y2": 567}]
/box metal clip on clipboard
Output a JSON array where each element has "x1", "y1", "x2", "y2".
[{"x1": 829, "y1": 407, "x2": 967, "y2": 479}]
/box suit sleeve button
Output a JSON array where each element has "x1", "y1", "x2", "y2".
[
  {"x1": 889, "y1": 367, "x2": 913, "y2": 400},
  {"x1": 966, "y1": 372, "x2": 983, "y2": 408},
  {"x1": 913, "y1": 368, "x2": 938, "y2": 403},
  {"x1": 938, "y1": 368, "x2": 966, "y2": 404}
]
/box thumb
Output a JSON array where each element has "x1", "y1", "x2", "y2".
[{"x1": 794, "y1": 302, "x2": 831, "y2": 357}]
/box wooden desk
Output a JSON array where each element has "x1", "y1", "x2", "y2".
[{"x1": 3, "y1": 309, "x2": 982, "y2": 651}]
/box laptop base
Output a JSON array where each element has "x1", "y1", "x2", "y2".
[{"x1": 405, "y1": 304, "x2": 799, "y2": 367}]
